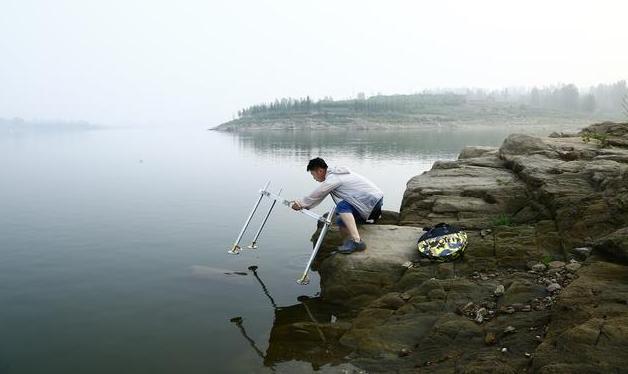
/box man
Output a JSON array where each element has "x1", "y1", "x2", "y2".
[{"x1": 291, "y1": 157, "x2": 384, "y2": 254}]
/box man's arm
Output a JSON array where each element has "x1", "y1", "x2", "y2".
[{"x1": 295, "y1": 177, "x2": 340, "y2": 210}]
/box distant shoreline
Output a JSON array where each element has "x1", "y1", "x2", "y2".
[{"x1": 210, "y1": 114, "x2": 611, "y2": 133}]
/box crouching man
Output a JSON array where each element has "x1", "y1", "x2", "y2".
[{"x1": 291, "y1": 157, "x2": 384, "y2": 254}]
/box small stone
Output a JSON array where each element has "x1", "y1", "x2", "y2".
[
  {"x1": 402, "y1": 261, "x2": 413, "y2": 268},
  {"x1": 511, "y1": 303, "x2": 524, "y2": 311},
  {"x1": 457, "y1": 301, "x2": 474, "y2": 315},
  {"x1": 565, "y1": 263, "x2": 581, "y2": 272},
  {"x1": 527, "y1": 260, "x2": 539, "y2": 270},
  {"x1": 521, "y1": 305, "x2": 531, "y2": 312},
  {"x1": 532, "y1": 263, "x2": 547, "y2": 272},
  {"x1": 399, "y1": 348, "x2": 410, "y2": 357},
  {"x1": 504, "y1": 326, "x2": 516, "y2": 334},
  {"x1": 494, "y1": 285, "x2": 505, "y2": 297},
  {"x1": 570, "y1": 247, "x2": 592, "y2": 260},
  {"x1": 475, "y1": 308, "x2": 487, "y2": 323},
  {"x1": 525, "y1": 352, "x2": 531, "y2": 358},
  {"x1": 546, "y1": 283, "x2": 562, "y2": 292},
  {"x1": 484, "y1": 332, "x2": 497, "y2": 345},
  {"x1": 481, "y1": 275, "x2": 489, "y2": 281},
  {"x1": 501, "y1": 347, "x2": 508, "y2": 353},
  {"x1": 548, "y1": 261, "x2": 566, "y2": 269},
  {"x1": 535, "y1": 335, "x2": 543, "y2": 342},
  {"x1": 504, "y1": 306, "x2": 515, "y2": 314}
]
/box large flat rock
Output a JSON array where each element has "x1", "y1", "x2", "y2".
[{"x1": 317, "y1": 225, "x2": 424, "y2": 307}]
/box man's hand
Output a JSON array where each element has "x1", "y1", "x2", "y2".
[{"x1": 291, "y1": 201, "x2": 303, "y2": 211}]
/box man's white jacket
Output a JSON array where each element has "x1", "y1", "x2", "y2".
[{"x1": 297, "y1": 166, "x2": 384, "y2": 220}]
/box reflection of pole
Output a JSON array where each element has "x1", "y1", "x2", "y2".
[
  {"x1": 229, "y1": 317, "x2": 265, "y2": 359},
  {"x1": 300, "y1": 300, "x2": 327, "y2": 343},
  {"x1": 248, "y1": 189, "x2": 282, "y2": 249},
  {"x1": 229, "y1": 181, "x2": 271, "y2": 255},
  {"x1": 248, "y1": 266, "x2": 278, "y2": 309}
]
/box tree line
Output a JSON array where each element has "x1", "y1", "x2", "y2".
[{"x1": 236, "y1": 80, "x2": 628, "y2": 119}]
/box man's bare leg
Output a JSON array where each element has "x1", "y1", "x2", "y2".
[{"x1": 339, "y1": 213, "x2": 360, "y2": 242}]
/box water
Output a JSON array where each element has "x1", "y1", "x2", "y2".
[{"x1": 0, "y1": 125, "x2": 574, "y2": 373}]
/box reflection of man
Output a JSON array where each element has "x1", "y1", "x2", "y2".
[{"x1": 291, "y1": 157, "x2": 384, "y2": 254}]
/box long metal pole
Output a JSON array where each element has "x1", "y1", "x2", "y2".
[
  {"x1": 261, "y1": 190, "x2": 326, "y2": 222},
  {"x1": 228, "y1": 181, "x2": 271, "y2": 255},
  {"x1": 296, "y1": 204, "x2": 336, "y2": 285},
  {"x1": 248, "y1": 188, "x2": 282, "y2": 249}
]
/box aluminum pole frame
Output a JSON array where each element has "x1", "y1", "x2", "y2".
[
  {"x1": 247, "y1": 188, "x2": 282, "y2": 249},
  {"x1": 296, "y1": 204, "x2": 336, "y2": 285},
  {"x1": 228, "y1": 181, "x2": 271, "y2": 255}
]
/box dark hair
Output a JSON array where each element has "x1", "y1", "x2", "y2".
[{"x1": 306, "y1": 157, "x2": 327, "y2": 171}]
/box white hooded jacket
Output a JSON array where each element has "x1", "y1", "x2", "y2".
[{"x1": 297, "y1": 166, "x2": 384, "y2": 220}]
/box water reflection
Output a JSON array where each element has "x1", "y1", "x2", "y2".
[
  {"x1": 230, "y1": 266, "x2": 353, "y2": 371},
  {"x1": 231, "y1": 127, "x2": 569, "y2": 159}
]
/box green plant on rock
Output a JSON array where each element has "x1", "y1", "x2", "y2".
[
  {"x1": 491, "y1": 213, "x2": 512, "y2": 227},
  {"x1": 541, "y1": 255, "x2": 552, "y2": 265},
  {"x1": 581, "y1": 131, "x2": 609, "y2": 148}
]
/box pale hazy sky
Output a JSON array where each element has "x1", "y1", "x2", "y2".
[{"x1": 1, "y1": 0, "x2": 626, "y2": 127}]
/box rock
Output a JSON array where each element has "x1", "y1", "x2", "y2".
[
  {"x1": 532, "y1": 261, "x2": 628, "y2": 373},
  {"x1": 504, "y1": 326, "x2": 516, "y2": 334},
  {"x1": 475, "y1": 308, "x2": 487, "y2": 323},
  {"x1": 399, "y1": 156, "x2": 528, "y2": 229},
  {"x1": 459, "y1": 146, "x2": 498, "y2": 159},
  {"x1": 318, "y1": 225, "x2": 424, "y2": 306},
  {"x1": 312, "y1": 123, "x2": 628, "y2": 373},
  {"x1": 484, "y1": 331, "x2": 497, "y2": 345},
  {"x1": 565, "y1": 263, "x2": 581, "y2": 272},
  {"x1": 501, "y1": 347, "x2": 508, "y2": 353},
  {"x1": 398, "y1": 348, "x2": 410, "y2": 357},
  {"x1": 502, "y1": 280, "x2": 546, "y2": 305},
  {"x1": 592, "y1": 227, "x2": 628, "y2": 263},
  {"x1": 378, "y1": 210, "x2": 400, "y2": 225},
  {"x1": 546, "y1": 283, "x2": 561, "y2": 292},
  {"x1": 570, "y1": 246, "x2": 592, "y2": 260},
  {"x1": 371, "y1": 293, "x2": 406, "y2": 310},
  {"x1": 548, "y1": 261, "x2": 566, "y2": 269},
  {"x1": 494, "y1": 285, "x2": 505, "y2": 297},
  {"x1": 532, "y1": 263, "x2": 547, "y2": 272}
]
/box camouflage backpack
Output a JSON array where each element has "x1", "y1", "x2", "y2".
[{"x1": 417, "y1": 223, "x2": 467, "y2": 262}]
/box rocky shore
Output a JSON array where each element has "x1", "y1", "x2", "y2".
[{"x1": 305, "y1": 122, "x2": 628, "y2": 373}]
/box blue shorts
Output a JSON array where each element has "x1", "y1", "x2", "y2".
[{"x1": 336, "y1": 198, "x2": 383, "y2": 227}]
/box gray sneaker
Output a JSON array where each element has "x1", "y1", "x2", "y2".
[{"x1": 337, "y1": 240, "x2": 367, "y2": 254}]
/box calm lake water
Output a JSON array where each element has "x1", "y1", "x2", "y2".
[{"x1": 0, "y1": 125, "x2": 577, "y2": 373}]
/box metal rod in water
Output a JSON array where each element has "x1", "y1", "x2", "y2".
[
  {"x1": 228, "y1": 180, "x2": 271, "y2": 255},
  {"x1": 248, "y1": 188, "x2": 282, "y2": 249},
  {"x1": 297, "y1": 205, "x2": 336, "y2": 285}
]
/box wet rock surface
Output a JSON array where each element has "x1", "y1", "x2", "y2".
[{"x1": 298, "y1": 122, "x2": 628, "y2": 373}]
